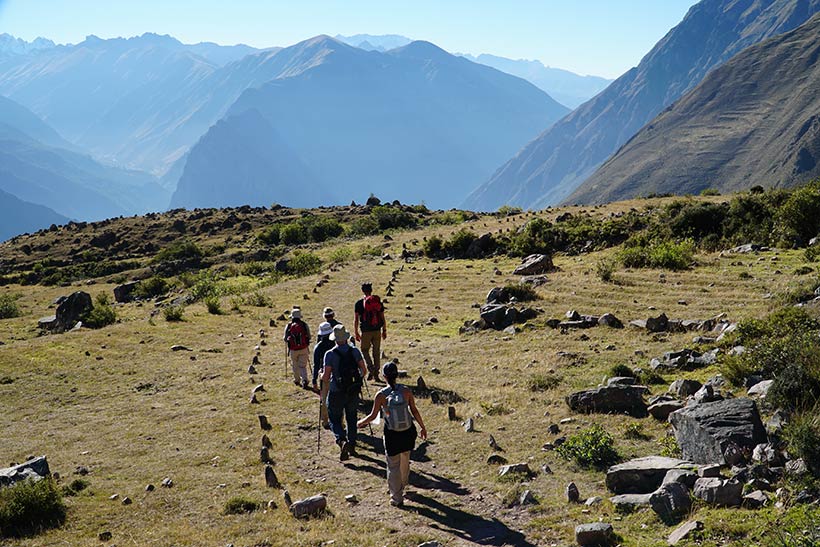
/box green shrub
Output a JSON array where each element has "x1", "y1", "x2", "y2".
[
  {"x1": 527, "y1": 373, "x2": 561, "y2": 392},
  {"x1": 503, "y1": 283, "x2": 538, "y2": 302},
  {"x1": 444, "y1": 229, "x2": 478, "y2": 257},
  {"x1": 155, "y1": 239, "x2": 203, "y2": 263},
  {"x1": 657, "y1": 435, "x2": 681, "y2": 458},
  {"x1": 634, "y1": 368, "x2": 665, "y2": 385},
  {"x1": 429, "y1": 211, "x2": 472, "y2": 225},
  {"x1": 422, "y1": 235, "x2": 444, "y2": 257},
  {"x1": 497, "y1": 205, "x2": 523, "y2": 216},
  {"x1": 623, "y1": 423, "x2": 650, "y2": 440},
  {"x1": 769, "y1": 363, "x2": 820, "y2": 412},
  {"x1": 763, "y1": 504, "x2": 820, "y2": 547},
  {"x1": 244, "y1": 292, "x2": 270, "y2": 307},
  {"x1": 596, "y1": 257, "x2": 617, "y2": 282},
  {"x1": 608, "y1": 364, "x2": 635, "y2": 378},
  {"x1": 784, "y1": 411, "x2": 820, "y2": 475},
  {"x1": 508, "y1": 218, "x2": 556, "y2": 257},
  {"x1": 279, "y1": 222, "x2": 306, "y2": 245},
  {"x1": 556, "y1": 424, "x2": 620, "y2": 468},
  {"x1": 0, "y1": 293, "x2": 21, "y2": 319},
  {"x1": 327, "y1": 246, "x2": 352, "y2": 264},
  {"x1": 666, "y1": 200, "x2": 727, "y2": 240},
  {"x1": 134, "y1": 276, "x2": 170, "y2": 299},
  {"x1": 223, "y1": 496, "x2": 258, "y2": 515},
  {"x1": 204, "y1": 296, "x2": 222, "y2": 315},
  {"x1": 370, "y1": 205, "x2": 417, "y2": 231},
  {"x1": 617, "y1": 239, "x2": 695, "y2": 270},
  {"x1": 700, "y1": 188, "x2": 720, "y2": 196},
  {"x1": 805, "y1": 246, "x2": 820, "y2": 262},
  {"x1": 286, "y1": 252, "x2": 322, "y2": 276},
  {"x1": 347, "y1": 215, "x2": 379, "y2": 236},
  {"x1": 61, "y1": 478, "x2": 89, "y2": 497},
  {"x1": 82, "y1": 294, "x2": 117, "y2": 328},
  {"x1": 257, "y1": 224, "x2": 281, "y2": 245},
  {"x1": 0, "y1": 478, "x2": 66, "y2": 537},
  {"x1": 163, "y1": 306, "x2": 184, "y2": 322},
  {"x1": 776, "y1": 180, "x2": 820, "y2": 246}
]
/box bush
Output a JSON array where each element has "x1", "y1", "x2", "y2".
[
  {"x1": 444, "y1": 229, "x2": 478, "y2": 257},
  {"x1": 0, "y1": 293, "x2": 20, "y2": 319},
  {"x1": 666, "y1": 200, "x2": 727, "y2": 240},
  {"x1": 769, "y1": 363, "x2": 820, "y2": 412},
  {"x1": 347, "y1": 215, "x2": 379, "y2": 236},
  {"x1": 0, "y1": 478, "x2": 66, "y2": 537},
  {"x1": 82, "y1": 294, "x2": 116, "y2": 328},
  {"x1": 608, "y1": 364, "x2": 635, "y2": 378},
  {"x1": 163, "y1": 306, "x2": 184, "y2": 322},
  {"x1": 657, "y1": 436, "x2": 681, "y2": 458},
  {"x1": 596, "y1": 257, "x2": 617, "y2": 282},
  {"x1": 155, "y1": 239, "x2": 203, "y2": 263},
  {"x1": 61, "y1": 478, "x2": 89, "y2": 497},
  {"x1": 204, "y1": 296, "x2": 222, "y2": 315},
  {"x1": 618, "y1": 239, "x2": 695, "y2": 270},
  {"x1": 134, "y1": 276, "x2": 169, "y2": 299},
  {"x1": 776, "y1": 180, "x2": 820, "y2": 246},
  {"x1": 623, "y1": 423, "x2": 650, "y2": 440},
  {"x1": 370, "y1": 205, "x2": 417, "y2": 231},
  {"x1": 527, "y1": 373, "x2": 561, "y2": 392},
  {"x1": 286, "y1": 252, "x2": 322, "y2": 276},
  {"x1": 422, "y1": 235, "x2": 444, "y2": 257},
  {"x1": 507, "y1": 218, "x2": 556, "y2": 257},
  {"x1": 257, "y1": 224, "x2": 281, "y2": 245},
  {"x1": 556, "y1": 424, "x2": 620, "y2": 468},
  {"x1": 223, "y1": 496, "x2": 258, "y2": 515},
  {"x1": 503, "y1": 283, "x2": 538, "y2": 302},
  {"x1": 700, "y1": 188, "x2": 720, "y2": 196},
  {"x1": 244, "y1": 292, "x2": 270, "y2": 307},
  {"x1": 784, "y1": 411, "x2": 820, "y2": 475},
  {"x1": 497, "y1": 205, "x2": 523, "y2": 216}
]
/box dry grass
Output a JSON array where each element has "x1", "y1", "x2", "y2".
[{"x1": 0, "y1": 197, "x2": 811, "y2": 546}]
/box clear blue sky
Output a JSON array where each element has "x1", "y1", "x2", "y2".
[{"x1": 0, "y1": 0, "x2": 699, "y2": 78}]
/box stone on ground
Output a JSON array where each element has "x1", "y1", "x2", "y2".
[
  {"x1": 606, "y1": 456, "x2": 694, "y2": 494},
  {"x1": 649, "y1": 482, "x2": 691, "y2": 524},
  {"x1": 668, "y1": 520, "x2": 703, "y2": 545},
  {"x1": 566, "y1": 385, "x2": 648, "y2": 417},
  {"x1": 692, "y1": 477, "x2": 742, "y2": 507},
  {"x1": 0, "y1": 456, "x2": 50, "y2": 487},
  {"x1": 575, "y1": 523, "x2": 614, "y2": 546},
  {"x1": 290, "y1": 494, "x2": 327, "y2": 518}
]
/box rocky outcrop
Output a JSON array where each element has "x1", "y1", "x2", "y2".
[
  {"x1": 39, "y1": 291, "x2": 92, "y2": 333},
  {"x1": 669, "y1": 398, "x2": 767, "y2": 464},
  {"x1": 513, "y1": 253, "x2": 555, "y2": 275},
  {"x1": 0, "y1": 456, "x2": 50, "y2": 488},
  {"x1": 606, "y1": 456, "x2": 694, "y2": 495}
]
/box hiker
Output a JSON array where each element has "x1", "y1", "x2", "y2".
[
  {"x1": 313, "y1": 321, "x2": 334, "y2": 428},
  {"x1": 321, "y1": 324, "x2": 367, "y2": 460},
  {"x1": 354, "y1": 282, "x2": 386, "y2": 382},
  {"x1": 323, "y1": 306, "x2": 340, "y2": 328},
  {"x1": 283, "y1": 308, "x2": 311, "y2": 388},
  {"x1": 358, "y1": 361, "x2": 427, "y2": 507}
]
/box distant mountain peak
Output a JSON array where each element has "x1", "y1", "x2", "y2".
[{"x1": 390, "y1": 40, "x2": 449, "y2": 59}]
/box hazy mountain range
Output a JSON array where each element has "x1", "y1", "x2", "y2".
[
  {"x1": 172, "y1": 37, "x2": 568, "y2": 209},
  {"x1": 571, "y1": 12, "x2": 820, "y2": 203},
  {"x1": 465, "y1": 0, "x2": 820, "y2": 211}
]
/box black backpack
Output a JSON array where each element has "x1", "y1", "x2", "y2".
[{"x1": 332, "y1": 346, "x2": 362, "y2": 394}]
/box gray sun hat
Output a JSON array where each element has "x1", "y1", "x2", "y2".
[
  {"x1": 318, "y1": 321, "x2": 333, "y2": 336},
  {"x1": 329, "y1": 324, "x2": 350, "y2": 342}
]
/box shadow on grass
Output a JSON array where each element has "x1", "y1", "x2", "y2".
[{"x1": 403, "y1": 491, "x2": 535, "y2": 547}]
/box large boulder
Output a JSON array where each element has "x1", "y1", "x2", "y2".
[
  {"x1": 669, "y1": 399, "x2": 767, "y2": 464},
  {"x1": 609, "y1": 493, "x2": 653, "y2": 512},
  {"x1": 606, "y1": 456, "x2": 695, "y2": 494},
  {"x1": 479, "y1": 304, "x2": 508, "y2": 329},
  {"x1": 566, "y1": 385, "x2": 648, "y2": 417},
  {"x1": 650, "y1": 482, "x2": 691, "y2": 524},
  {"x1": 513, "y1": 253, "x2": 555, "y2": 276},
  {"x1": 575, "y1": 523, "x2": 614, "y2": 546},
  {"x1": 0, "y1": 456, "x2": 50, "y2": 488},
  {"x1": 113, "y1": 281, "x2": 139, "y2": 303},
  {"x1": 47, "y1": 291, "x2": 93, "y2": 333}
]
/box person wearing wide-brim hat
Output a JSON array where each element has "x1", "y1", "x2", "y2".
[
  {"x1": 322, "y1": 307, "x2": 340, "y2": 328},
  {"x1": 359, "y1": 361, "x2": 427, "y2": 507},
  {"x1": 283, "y1": 308, "x2": 311, "y2": 388},
  {"x1": 313, "y1": 321, "x2": 335, "y2": 427},
  {"x1": 321, "y1": 324, "x2": 367, "y2": 460}
]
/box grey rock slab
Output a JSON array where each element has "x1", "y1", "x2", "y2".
[
  {"x1": 598, "y1": 313, "x2": 624, "y2": 328},
  {"x1": 289, "y1": 494, "x2": 327, "y2": 518},
  {"x1": 566, "y1": 384, "x2": 648, "y2": 417},
  {"x1": 606, "y1": 456, "x2": 695, "y2": 494},
  {"x1": 668, "y1": 520, "x2": 703, "y2": 545},
  {"x1": 747, "y1": 380, "x2": 773, "y2": 399},
  {"x1": 513, "y1": 253, "x2": 555, "y2": 276},
  {"x1": 498, "y1": 463, "x2": 531, "y2": 477},
  {"x1": 609, "y1": 493, "x2": 653, "y2": 511},
  {"x1": 692, "y1": 477, "x2": 742, "y2": 507},
  {"x1": 650, "y1": 482, "x2": 691, "y2": 524},
  {"x1": 575, "y1": 523, "x2": 614, "y2": 546},
  {"x1": 648, "y1": 400, "x2": 684, "y2": 421},
  {"x1": 742, "y1": 490, "x2": 768, "y2": 509},
  {"x1": 669, "y1": 398, "x2": 767, "y2": 464},
  {"x1": 662, "y1": 468, "x2": 698, "y2": 489},
  {"x1": 669, "y1": 379, "x2": 702, "y2": 398},
  {"x1": 0, "y1": 456, "x2": 50, "y2": 488}
]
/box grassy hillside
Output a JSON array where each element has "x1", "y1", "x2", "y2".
[{"x1": 1, "y1": 194, "x2": 819, "y2": 546}]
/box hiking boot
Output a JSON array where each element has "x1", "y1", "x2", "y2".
[
  {"x1": 389, "y1": 498, "x2": 404, "y2": 507},
  {"x1": 339, "y1": 441, "x2": 350, "y2": 461},
  {"x1": 366, "y1": 372, "x2": 374, "y2": 381},
  {"x1": 293, "y1": 380, "x2": 301, "y2": 386},
  {"x1": 301, "y1": 378, "x2": 308, "y2": 389},
  {"x1": 322, "y1": 422, "x2": 330, "y2": 430},
  {"x1": 347, "y1": 444, "x2": 357, "y2": 457}
]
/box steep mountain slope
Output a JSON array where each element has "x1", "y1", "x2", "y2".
[
  {"x1": 0, "y1": 96, "x2": 169, "y2": 220},
  {"x1": 0, "y1": 188, "x2": 68, "y2": 242},
  {"x1": 464, "y1": 0, "x2": 820, "y2": 211},
  {"x1": 571, "y1": 13, "x2": 820, "y2": 202},
  {"x1": 459, "y1": 54, "x2": 611, "y2": 108},
  {"x1": 172, "y1": 36, "x2": 568, "y2": 209}
]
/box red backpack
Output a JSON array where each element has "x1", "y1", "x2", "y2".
[
  {"x1": 287, "y1": 320, "x2": 309, "y2": 350},
  {"x1": 362, "y1": 294, "x2": 382, "y2": 329}
]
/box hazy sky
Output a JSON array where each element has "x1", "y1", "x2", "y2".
[{"x1": 0, "y1": 0, "x2": 699, "y2": 78}]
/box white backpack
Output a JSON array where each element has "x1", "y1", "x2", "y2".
[{"x1": 383, "y1": 386, "x2": 413, "y2": 432}]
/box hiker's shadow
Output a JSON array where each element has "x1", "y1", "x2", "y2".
[
  {"x1": 411, "y1": 440, "x2": 432, "y2": 462},
  {"x1": 409, "y1": 469, "x2": 468, "y2": 495},
  {"x1": 345, "y1": 451, "x2": 386, "y2": 479},
  {"x1": 404, "y1": 492, "x2": 535, "y2": 547}
]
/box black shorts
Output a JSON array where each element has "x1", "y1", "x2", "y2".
[{"x1": 384, "y1": 423, "x2": 417, "y2": 457}]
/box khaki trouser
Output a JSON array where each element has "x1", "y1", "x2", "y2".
[
  {"x1": 387, "y1": 450, "x2": 411, "y2": 504},
  {"x1": 289, "y1": 347, "x2": 309, "y2": 382},
  {"x1": 360, "y1": 330, "x2": 381, "y2": 377}
]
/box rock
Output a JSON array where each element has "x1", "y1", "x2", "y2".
[
  {"x1": 669, "y1": 379, "x2": 702, "y2": 398},
  {"x1": 345, "y1": 494, "x2": 359, "y2": 504},
  {"x1": 259, "y1": 415, "x2": 272, "y2": 431},
  {"x1": 575, "y1": 523, "x2": 614, "y2": 546},
  {"x1": 541, "y1": 464, "x2": 553, "y2": 474},
  {"x1": 513, "y1": 253, "x2": 555, "y2": 276},
  {"x1": 548, "y1": 424, "x2": 560, "y2": 435},
  {"x1": 265, "y1": 465, "x2": 280, "y2": 488},
  {"x1": 698, "y1": 464, "x2": 721, "y2": 478},
  {"x1": 43, "y1": 291, "x2": 93, "y2": 333},
  {"x1": 447, "y1": 406, "x2": 457, "y2": 421},
  {"x1": 498, "y1": 463, "x2": 531, "y2": 478},
  {"x1": 417, "y1": 543, "x2": 442, "y2": 547},
  {"x1": 161, "y1": 477, "x2": 173, "y2": 488},
  {"x1": 609, "y1": 493, "x2": 653, "y2": 511},
  {"x1": 113, "y1": 281, "x2": 139, "y2": 303},
  {"x1": 597, "y1": 313, "x2": 624, "y2": 328},
  {"x1": 786, "y1": 458, "x2": 809, "y2": 477},
  {"x1": 98, "y1": 531, "x2": 113, "y2": 541},
  {"x1": 767, "y1": 409, "x2": 789, "y2": 436},
  {"x1": 260, "y1": 447, "x2": 272, "y2": 464},
  {"x1": 283, "y1": 490, "x2": 293, "y2": 507},
  {"x1": 584, "y1": 496, "x2": 602, "y2": 506},
  {"x1": 566, "y1": 481, "x2": 580, "y2": 503},
  {"x1": 122, "y1": 496, "x2": 132, "y2": 505},
  {"x1": 487, "y1": 454, "x2": 508, "y2": 465},
  {"x1": 519, "y1": 489, "x2": 537, "y2": 506},
  {"x1": 669, "y1": 398, "x2": 767, "y2": 464},
  {"x1": 146, "y1": 484, "x2": 155, "y2": 491},
  {"x1": 648, "y1": 400, "x2": 684, "y2": 421},
  {"x1": 743, "y1": 490, "x2": 768, "y2": 509},
  {"x1": 747, "y1": 380, "x2": 773, "y2": 399},
  {"x1": 607, "y1": 376, "x2": 636, "y2": 386},
  {"x1": 566, "y1": 310, "x2": 582, "y2": 320},
  {"x1": 566, "y1": 385, "x2": 648, "y2": 417},
  {"x1": 486, "y1": 287, "x2": 510, "y2": 304},
  {"x1": 417, "y1": 377, "x2": 427, "y2": 390},
  {"x1": 668, "y1": 520, "x2": 703, "y2": 545},
  {"x1": 650, "y1": 482, "x2": 691, "y2": 524},
  {"x1": 248, "y1": 365, "x2": 257, "y2": 374},
  {"x1": 662, "y1": 469, "x2": 698, "y2": 489},
  {"x1": 652, "y1": 349, "x2": 718, "y2": 372},
  {"x1": 752, "y1": 443, "x2": 783, "y2": 466},
  {"x1": 606, "y1": 456, "x2": 694, "y2": 494},
  {"x1": 488, "y1": 435, "x2": 501, "y2": 450},
  {"x1": 289, "y1": 494, "x2": 327, "y2": 518},
  {"x1": 262, "y1": 434, "x2": 272, "y2": 449},
  {"x1": 692, "y1": 478, "x2": 742, "y2": 507},
  {"x1": 691, "y1": 384, "x2": 723, "y2": 405},
  {"x1": 170, "y1": 345, "x2": 192, "y2": 352},
  {"x1": 0, "y1": 456, "x2": 50, "y2": 487},
  {"x1": 646, "y1": 313, "x2": 669, "y2": 333},
  {"x1": 479, "y1": 304, "x2": 509, "y2": 329}
]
